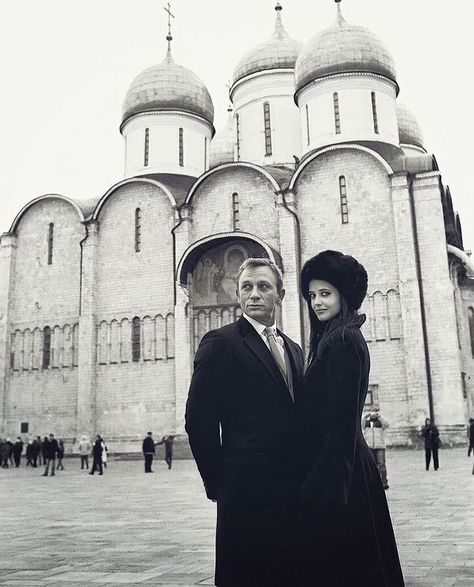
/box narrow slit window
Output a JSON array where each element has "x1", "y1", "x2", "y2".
[
  {"x1": 236, "y1": 113, "x2": 241, "y2": 161},
  {"x1": 47, "y1": 223, "x2": 54, "y2": 265},
  {"x1": 135, "y1": 208, "x2": 141, "y2": 253},
  {"x1": 144, "y1": 128, "x2": 149, "y2": 166},
  {"x1": 179, "y1": 127, "x2": 184, "y2": 167},
  {"x1": 469, "y1": 307, "x2": 474, "y2": 357},
  {"x1": 42, "y1": 326, "x2": 51, "y2": 369},
  {"x1": 131, "y1": 317, "x2": 141, "y2": 362},
  {"x1": 371, "y1": 92, "x2": 379, "y2": 134},
  {"x1": 204, "y1": 137, "x2": 208, "y2": 169},
  {"x1": 306, "y1": 104, "x2": 311, "y2": 146},
  {"x1": 333, "y1": 92, "x2": 341, "y2": 134},
  {"x1": 232, "y1": 192, "x2": 240, "y2": 231},
  {"x1": 263, "y1": 102, "x2": 272, "y2": 156},
  {"x1": 339, "y1": 176, "x2": 348, "y2": 224}
]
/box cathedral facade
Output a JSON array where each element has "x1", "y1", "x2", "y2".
[{"x1": 1, "y1": 4, "x2": 473, "y2": 450}]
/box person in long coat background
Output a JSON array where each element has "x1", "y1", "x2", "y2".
[
  {"x1": 297, "y1": 250, "x2": 404, "y2": 587},
  {"x1": 186, "y1": 258, "x2": 304, "y2": 587}
]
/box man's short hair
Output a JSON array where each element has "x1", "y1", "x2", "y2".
[{"x1": 236, "y1": 258, "x2": 284, "y2": 293}]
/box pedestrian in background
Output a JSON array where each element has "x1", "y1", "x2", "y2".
[
  {"x1": 42, "y1": 434, "x2": 58, "y2": 476},
  {"x1": 1, "y1": 438, "x2": 12, "y2": 468},
  {"x1": 101, "y1": 438, "x2": 108, "y2": 468},
  {"x1": 90, "y1": 435, "x2": 103, "y2": 475},
  {"x1": 31, "y1": 437, "x2": 40, "y2": 467},
  {"x1": 467, "y1": 418, "x2": 474, "y2": 457},
  {"x1": 56, "y1": 439, "x2": 65, "y2": 470},
  {"x1": 142, "y1": 432, "x2": 156, "y2": 473},
  {"x1": 78, "y1": 436, "x2": 91, "y2": 470},
  {"x1": 162, "y1": 435, "x2": 175, "y2": 470},
  {"x1": 421, "y1": 418, "x2": 440, "y2": 471},
  {"x1": 13, "y1": 437, "x2": 24, "y2": 467},
  {"x1": 363, "y1": 410, "x2": 390, "y2": 489},
  {"x1": 26, "y1": 441, "x2": 33, "y2": 466}
]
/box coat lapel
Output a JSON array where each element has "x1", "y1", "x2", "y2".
[
  {"x1": 279, "y1": 331, "x2": 303, "y2": 397},
  {"x1": 238, "y1": 317, "x2": 288, "y2": 392}
]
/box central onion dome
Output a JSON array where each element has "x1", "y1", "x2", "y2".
[
  {"x1": 396, "y1": 102, "x2": 424, "y2": 148},
  {"x1": 122, "y1": 48, "x2": 214, "y2": 128},
  {"x1": 231, "y1": 3, "x2": 303, "y2": 87},
  {"x1": 295, "y1": 4, "x2": 397, "y2": 95}
]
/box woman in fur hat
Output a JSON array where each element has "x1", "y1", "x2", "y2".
[{"x1": 297, "y1": 250, "x2": 404, "y2": 586}]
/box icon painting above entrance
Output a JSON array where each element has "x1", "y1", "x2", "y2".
[{"x1": 178, "y1": 235, "x2": 282, "y2": 353}]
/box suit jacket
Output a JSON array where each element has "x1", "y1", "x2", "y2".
[{"x1": 185, "y1": 315, "x2": 304, "y2": 500}]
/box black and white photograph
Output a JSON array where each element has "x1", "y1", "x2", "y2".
[{"x1": 0, "y1": 1, "x2": 473, "y2": 585}]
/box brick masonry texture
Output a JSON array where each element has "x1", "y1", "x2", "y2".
[{"x1": 0, "y1": 149, "x2": 472, "y2": 448}]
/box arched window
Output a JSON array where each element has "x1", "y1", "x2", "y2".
[
  {"x1": 236, "y1": 113, "x2": 241, "y2": 161},
  {"x1": 371, "y1": 92, "x2": 379, "y2": 134},
  {"x1": 232, "y1": 193, "x2": 240, "y2": 231},
  {"x1": 306, "y1": 104, "x2": 311, "y2": 146},
  {"x1": 42, "y1": 326, "x2": 51, "y2": 369},
  {"x1": 469, "y1": 307, "x2": 474, "y2": 357},
  {"x1": 339, "y1": 176, "x2": 348, "y2": 223},
  {"x1": 47, "y1": 223, "x2": 54, "y2": 265},
  {"x1": 144, "y1": 128, "x2": 149, "y2": 166},
  {"x1": 135, "y1": 208, "x2": 141, "y2": 253},
  {"x1": 333, "y1": 92, "x2": 341, "y2": 134},
  {"x1": 179, "y1": 127, "x2": 184, "y2": 167},
  {"x1": 131, "y1": 317, "x2": 141, "y2": 362},
  {"x1": 263, "y1": 102, "x2": 272, "y2": 156}
]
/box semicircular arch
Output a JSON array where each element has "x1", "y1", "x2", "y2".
[{"x1": 9, "y1": 194, "x2": 86, "y2": 233}]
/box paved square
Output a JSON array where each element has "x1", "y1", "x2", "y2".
[{"x1": 0, "y1": 448, "x2": 472, "y2": 586}]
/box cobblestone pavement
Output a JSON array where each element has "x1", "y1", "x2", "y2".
[{"x1": 0, "y1": 448, "x2": 472, "y2": 586}]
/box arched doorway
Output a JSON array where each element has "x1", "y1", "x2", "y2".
[{"x1": 179, "y1": 236, "x2": 282, "y2": 354}]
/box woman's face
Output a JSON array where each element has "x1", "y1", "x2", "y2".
[{"x1": 308, "y1": 279, "x2": 341, "y2": 322}]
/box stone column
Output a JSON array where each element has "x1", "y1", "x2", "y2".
[
  {"x1": 0, "y1": 233, "x2": 17, "y2": 435},
  {"x1": 77, "y1": 220, "x2": 99, "y2": 439},
  {"x1": 390, "y1": 173, "x2": 429, "y2": 437},
  {"x1": 173, "y1": 206, "x2": 193, "y2": 434},
  {"x1": 276, "y1": 190, "x2": 303, "y2": 347},
  {"x1": 412, "y1": 172, "x2": 466, "y2": 438}
]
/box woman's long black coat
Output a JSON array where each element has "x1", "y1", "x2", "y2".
[{"x1": 296, "y1": 327, "x2": 405, "y2": 586}]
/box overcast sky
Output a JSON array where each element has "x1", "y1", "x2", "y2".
[{"x1": 0, "y1": 0, "x2": 472, "y2": 252}]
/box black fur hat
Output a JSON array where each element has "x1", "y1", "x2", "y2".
[{"x1": 300, "y1": 250, "x2": 368, "y2": 310}]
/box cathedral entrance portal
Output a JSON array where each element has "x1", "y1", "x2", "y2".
[{"x1": 184, "y1": 238, "x2": 280, "y2": 354}]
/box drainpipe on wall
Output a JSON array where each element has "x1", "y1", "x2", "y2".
[
  {"x1": 280, "y1": 188, "x2": 305, "y2": 347},
  {"x1": 407, "y1": 176, "x2": 435, "y2": 423},
  {"x1": 171, "y1": 206, "x2": 184, "y2": 306},
  {"x1": 78, "y1": 221, "x2": 90, "y2": 317}
]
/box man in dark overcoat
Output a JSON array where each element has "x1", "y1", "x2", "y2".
[
  {"x1": 186, "y1": 258, "x2": 304, "y2": 587},
  {"x1": 142, "y1": 432, "x2": 156, "y2": 473}
]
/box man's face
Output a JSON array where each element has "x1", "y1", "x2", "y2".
[{"x1": 237, "y1": 265, "x2": 284, "y2": 326}]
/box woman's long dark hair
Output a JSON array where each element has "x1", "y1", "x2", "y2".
[{"x1": 307, "y1": 294, "x2": 366, "y2": 364}]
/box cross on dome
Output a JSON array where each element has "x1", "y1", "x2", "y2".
[{"x1": 164, "y1": 2, "x2": 175, "y2": 50}]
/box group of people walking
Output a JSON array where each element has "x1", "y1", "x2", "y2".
[{"x1": 0, "y1": 434, "x2": 65, "y2": 474}]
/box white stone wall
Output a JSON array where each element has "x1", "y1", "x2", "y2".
[
  {"x1": 297, "y1": 75, "x2": 399, "y2": 153},
  {"x1": 122, "y1": 112, "x2": 213, "y2": 178},
  {"x1": 231, "y1": 71, "x2": 302, "y2": 166}
]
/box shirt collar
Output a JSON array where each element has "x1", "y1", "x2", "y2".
[{"x1": 243, "y1": 313, "x2": 276, "y2": 337}]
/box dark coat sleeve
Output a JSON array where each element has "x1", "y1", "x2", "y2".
[
  {"x1": 301, "y1": 333, "x2": 362, "y2": 506},
  {"x1": 185, "y1": 330, "x2": 227, "y2": 500}
]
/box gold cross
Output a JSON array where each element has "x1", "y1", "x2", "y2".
[{"x1": 164, "y1": 2, "x2": 175, "y2": 39}]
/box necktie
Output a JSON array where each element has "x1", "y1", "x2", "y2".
[{"x1": 263, "y1": 327, "x2": 288, "y2": 384}]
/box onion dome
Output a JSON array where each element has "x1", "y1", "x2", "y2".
[
  {"x1": 396, "y1": 102, "x2": 424, "y2": 148},
  {"x1": 232, "y1": 3, "x2": 303, "y2": 87},
  {"x1": 209, "y1": 107, "x2": 235, "y2": 168},
  {"x1": 295, "y1": 2, "x2": 397, "y2": 95},
  {"x1": 122, "y1": 48, "x2": 214, "y2": 127}
]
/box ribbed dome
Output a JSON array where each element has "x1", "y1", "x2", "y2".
[
  {"x1": 122, "y1": 48, "x2": 214, "y2": 127},
  {"x1": 396, "y1": 102, "x2": 424, "y2": 148},
  {"x1": 295, "y1": 7, "x2": 397, "y2": 95},
  {"x1": 232, "y1": 4, "x2": 303, "y2": 87},
  {"x1": 209, "y1": 109, "x2": 235, "y2": 168}
]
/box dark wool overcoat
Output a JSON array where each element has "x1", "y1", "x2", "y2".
[
  {"x1": 185, "y1": 316, "x2": 304, "y2": 587},
  {"x1": 296, "y1": 326, "x2": 405, "y2": 587}
]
